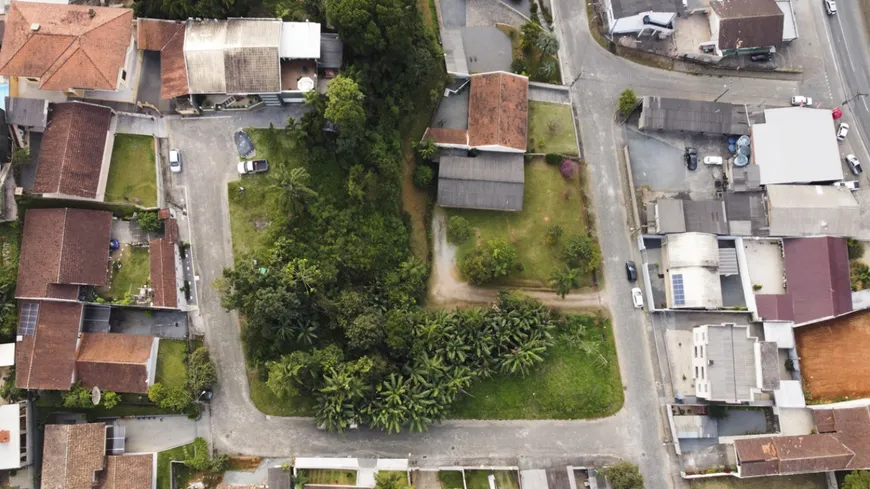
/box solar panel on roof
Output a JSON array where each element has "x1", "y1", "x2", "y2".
[
  {"x1": 18, "y1": 303, "x2": 38, "y2": 336},
  {"x1": 672, "y1": 274, "x2": 685, "y2": 306}
]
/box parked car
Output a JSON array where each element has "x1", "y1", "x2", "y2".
[
  {"x1": 238, "y1": 159, "x2": 269, "y2": 174},
  {"x1": 791, "y1": 96, "x2": 813, "y2": 106},
  {"x1": 631, "y1": 287, "x2": 644, "y2": 309},
  {"x1": 846, "y1": 154, "x2": 863, "y2": 175},
  {"x1": 625, "y1": 261, "x2": 638, "y2": 282},
  {"x1": 169, "y1": 149, "x2": 181, "y2": 173},
  {"x1": 825, "y1": 0, "x2": 837, "y2": 14},
  {"x1": 834, "y1": 180, "x2": 861, "y2": 191},
  {"x1": 749, "y1": 53, "x2": 772, "y2": 62},
  {"x1": 703, "y1": 156, "x2": 723, "y2": 165},
  {"x1": 837, "y1": 122, "x2": 850, "y2": 141},
  {"x1": 684, "y1": 147, "x2": 698, "y2": 171}
]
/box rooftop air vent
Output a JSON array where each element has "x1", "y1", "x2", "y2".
[
  {"x1": 88, "y1": 8, "x2": 96, "y2": 17},
  {"x1": 30, "y1": 23, "x2": 40, "y2": 32}
]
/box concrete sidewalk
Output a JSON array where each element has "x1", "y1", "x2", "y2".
[{"x1": 117, "y1": 413, "x2": 210, "y2": 453}]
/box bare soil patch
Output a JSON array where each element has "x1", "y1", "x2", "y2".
[{"x1": 796, "y1": 310, "x2": 870, "y2": 402}]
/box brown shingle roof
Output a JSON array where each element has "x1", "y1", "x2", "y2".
[
  {"x1": 157, "y1": 208, "x2": 171, "y2": 220},
  {"x1": 815, "y1": 409, "x2": 836, "y2": 433},
  {"x1": 0, "y1": 2, "x2": 133, "y2": 91},
  {"x1": 97, "y1": 454, "x2": 154, "y2": 489},
  {"x1": 42, "y1": 423, "x2": 106, "y2": 489},
  {"x1": 467, "y1": 72, "x2": 528, "y2": 151},
  {"x1": 16, "y1": 208, "x2": 112, "y2": 300},
  {"x1": 165, "y1": 218, "x2": 179, "y2": 244},
  {"x1": 149, "y1": 238, "x2": 177, "y2": 308},
  {"x1": 33, "y1": 102, "x2": 113, "y2": 199},
  {"x1": 16, "y1": 301, "x2": 83, "y2": 391},
  {"x1": 75, "y1": 333, "x2": 154, "y2": 394},
  {"x1": 710, "y1": 0, "x2": 784, "y2": 51},
  {"x1": 137, "y1": 18, "x2": 181, "y2": 51},
  {"x1": 424, "y1": 127, "x2": 468, "y2": 146}
]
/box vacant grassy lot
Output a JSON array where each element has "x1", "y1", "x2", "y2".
[
  {"x1": 439, "y1": 471, "x2": 464, "y2": 489},
  {"x1": 99, "y1": 245, "x2": 150, "y2": 302},
  {"x1": 447, "y1": 158, "x2": 590, "y2": 286},
  {"x1": 450, "y1": 321, "x2": 623, "y2": 419},
  {"x1": 528, "y1": 102, "x2": 578, "y2": 156},
  {"x1": 690, "y1": 474, "x2": 825, "y2": 489},
  {"x1": 105, "y1": 134, "x2": 158, "y2": 207},
  {"x1": 157, "y1": 442, "x2": 196, "y2": 489},
  {"x1": 156, "y1": 340, "x2": 187, "y2": 390},
  {"x1": 299, "y1": 469, "x2": 358, "y2": 485},
  {"x1": 466, "y1": 471, "x2": 519, "y2": 489}
]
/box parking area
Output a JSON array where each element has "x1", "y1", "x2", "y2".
[
  {"x1": 109, "y1": 308, "x2": 188, "y2": 338},
  {"x1": 626, "y1": 127, "x2": 727, "y2": 200},
  {"x1": 461, "y1": 27, "x2": 513, "y2": 73}
]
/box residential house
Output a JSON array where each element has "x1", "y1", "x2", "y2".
[
  {"x1": 31, "y1": 101, "x2": 115, "y2": 201},
  {"x1": 14, "y1": 208, "x2": 159, "y2": 393},
  {"x1": 661, "y1": 232, "x2": 728, "y2": 309},
  {"x1": 42, "y1": 423, "x2": 154, "y2": 489},
  {"x1": 436, "y1": 153, "x2": 525, "y2": 211},
  {"x1": 136, "y1": 19, "x2": 188, "y2": 101},
  {"x1": 150, "y1": 210, "x2": 181, "y2": 309},
  {"x1": 756, "y1": 237, "x2": 852, "y2": 324},
  {"x1": 4, "y1": 96, "x2": 47, "y2": 149},
  {"x1": 0, "y1": 401, "x2": 33, "y2": 471},
  {"x1": 649, "y1": 199, "x2": 729, "y2": 235},
  {"x1": 0, "y1": 2, "x2": 136, "y2": 99},
  {"x1": 708, "y1": 0, "x2": 790, "y2": 57},
  {"x1": 691, "y1": 323, "x2": 779, "y2": 403},
  {"x1": 765, "y1": 185, "x2": 860, "y2": 237}
]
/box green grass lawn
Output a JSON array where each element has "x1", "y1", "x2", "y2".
[
  {"x1": 466, "y1": 471, "x2": 518, "y2": 489},
  {"x1": 299, "y1": 469, "x2": 358, "y2": 485},
  {"x1": 156, "y1": 340, "x2": 188, "y2": 390},
  {"x1": 447, "y1": 158, "x2": 590, "y2": 286},
  {"x1": 528, "y1": 101, "x2": 578, "y2": 156},
  {"x1": 157, "y1": 442, "x2": 196, "y2": 489},
  {"x1": 465, "y1": 471, "x2": 493, "y2": 489},
  {"x1": 449, "y1": 321, "x2": 623, "y2": 419},
  {"x1": 690, "y1": 474, "x2": 825, "y2": 489},
  {"x1": 105, "y1": 134, "x2": 158, "y2": 207},
  {"x1": 247, "y1": 363, "x2": 316, "y2": 417},
  {"x1": 439, "y1": 471, "x2": 465, "y2": 489},
  {"x1": 98, "y1": 245, "x2": 150, "y2": 302}
]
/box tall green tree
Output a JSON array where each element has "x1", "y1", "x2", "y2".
[
  {"x1": 549, "y1": 266, "x2": 582, "y2": 298},
  {"x1": 601, "y1": 462, "x2": 644, "y2": 489},
  {"x1": 270, "y1": 166, "x2": 318, "y2": 214},
  {"x1": 560, "y1": 235, "x2": 601, "y2": 274},
  {"x1": 844, "y1": 470, "x2": 870, "y2": 489}
]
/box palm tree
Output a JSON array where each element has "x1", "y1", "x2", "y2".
[
  {"x1": 270, "y1": 166, "x2": 318, "y2": 214},
  {"x1": 414, "y1": 138, "x2": 438, "y2": 161},
  {"x1": 536, "y1": 32, "x2": 560, "y2": 57},
  {"x1": 549, "y1": 266, "x2": 582, "y2": 298}
]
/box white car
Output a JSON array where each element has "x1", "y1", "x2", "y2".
[
  {"x1": 169, "y1": 149, "x2": 181, "y2": 173},
  {"x1": 837, "y1": 122, "x2": 850, "y2": 141},
  {"x1": 791, "y1": 96, "x2": 813, "y2": 106},
  {"x1": 703, "y1": 156, "x2": 723, "y2": 165},
  {"x1": 847, "y1": 154, "x2": 864, "y2": 175},
  {"x1": 631, "y1": 287, "x2": 644, "y2": 309},
  {"x1": 834, "y1": 180, "x2": 860, "y2": 191},
  {"x1": 825, "y1": 0, "x2": 837, "y2": 14}
]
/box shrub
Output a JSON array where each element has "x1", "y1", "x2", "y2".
[
  {"x1": 560, "y1": 160, "x2": 578, "y2": 178},
  {"x1": 852, "y1": 261, "x2": 870, "y2": 291},
  {"x1": 843, "y1": 470, "x2": 870, "y2": 489},
  {"x1": 461, "y1": 239, "x2": 520, "y2": 284},
  {"x1": 137, "y1": 211, "x2": 160, "y2": 233},
  {"x1": 62, "y1": 384, "x2": 94, "y2": 409},
  {"x1": 536, "y1": 32, "x2": 560, "y2": 57},
  {"x1": 561, "y1": 234, "x2": 601, "y2": 273},
  {"x1": 752, "y1": 284, "x2": 763, "y2": 291},
  {"x1": 530, "y1": 1, "x2": 538, "y2": 14},
  {"x1": 188, "y1": 347, "x2": 218, "y2": 393},
  {"x1": 545, "y1": 153, "x2": 562, "y2": 165},
  {"x1": 447, "y1": 216, "x2": 472, "y2": 244},
  {"x1": 601, "y1": 462, "x2": 644, "y2": 489},
  {"x1": 785, "y1": 358, "x2": 794, "y2": 372},
  {"x1": 545, "y1": 224, "x2": 563, "y2": 245},
  {"x1": 617, "y1": 89, "x2": 638, "y2": 116},
  {"x1": 848, "y1": 238, "x2": 865, "y2": 260},
  {"x1": 511, "y1": 57, "x2": 528, "y2": 75},
  {"x1": 184, "y1": 437, "x2": 229, "y2": 473},
  {"x1": 101, "y1": 391, "x2": 121, "y2": 410},
  {"x1": 413, "y1": 164, "x2": 433, "y2": 189},
  {"x1": 148, "y1": 383, "x2": 191, "y2": 411}
]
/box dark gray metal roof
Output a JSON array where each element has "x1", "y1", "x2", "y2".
[
  {"x1": 759, "y1": 341, "x2": 781, "y2": 390},
  {"x1": 724, "y1": 191, "x2": 768, "y2": 236},
  {"x1": 611, "y1": 0, "x2": 682, "y2": 18},
  {"x1": 437, "y1": 153, "x2": 525, "y2": 211},
  {"x1": 684, "y1": 200, "x2": 728, "y2": 235},
  {"x1": 5, "y1": 97, "x2": 48, "y2": 131},
  {"x1": 731, "y1": 164, "x2": 761, "y2": 192},
  {"x1": 655, "y1": 199, "x2": 686, "y2": 233},
  {"x1": 268, "y1": 468, "x2": 292, "y2": 489},
  {"x1": 319, "y1": 33, "x2": 343, "y2": 69},
  {"x1": 638, "y1": 96, "x2": 751, "y2": 135}
]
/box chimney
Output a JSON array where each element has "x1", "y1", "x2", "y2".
[
  {"x1": 0, "y1": 430, "x2": 10, "y2": 443},
  {"x1": 30, "y1": 23, "x2": 39, "y2": 32},
  {"x1": 88, "y1": 8, "x2": 96, "y2": 18}
]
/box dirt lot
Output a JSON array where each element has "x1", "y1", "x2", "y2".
[{"x1": 796, "y1": 309, "x2": 870, "y2": 401}]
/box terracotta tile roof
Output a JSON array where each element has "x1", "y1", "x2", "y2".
[
  {"x1": 467, "y1": 72, "x2": 528, "y2": 151},
  {"x1": 137, "y1": 19, "x2": 188, "y2": 99},
  {"x1": 42, "y1": 423, "x2": 106, "y2": 489},
  {"x1": 16, "y1": 208, "x2": 112, "y2": 300},
  {"x1": 784, "y1": 237, "x2": 852, "y2": 324},
  {"x1": 16, "y1": 301, "x2": 83, "y2": 391},
  {"x1": 157, "y1": 208, "x2": 170, "y2": 220},
  {"x1": 815, "y1": 409, "x2": 836, "y2": 433},
  {"x1": 0, "y1": 2, "x2": 133, "y2": 91},
  {"x1": 75, "y1": 333, "x2": 154, "y2": 394},
  {"x1": 137, "y1": 18, "x2": 181, "y2": 51},
  {"x1": 97, "y1": 454, "x2": 154, "y2": 489},
  {"x1": 33, "y1": 102, "x2": 113, "y2": 199},
  {"x1": 149, "y1": 238, "x2": 177, "y2": 308},
  {"x1": 165, "y1": 218, "x2": 179, "y2": 244},
  {"x1": 424, "y1": 127, "x2": 468, "y2": 146}
]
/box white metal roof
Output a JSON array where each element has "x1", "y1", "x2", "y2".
[
  {"x1": 665, "y1": 232, "x2": 719, "y2": 268},
  {"x1": 0, "y1": 344, "x2": 14, "y2": 367},
  {"x1": 752, "y1": 108, "x2": 844, "y2": 185},
  {"x1": 280, "y1": 22, "x2": 321, "y2": 59},
  {"x1": 767, "y1": 185, "x2": 860, "y2": 237},
  {"x1": 777, "y1": 1, "x2": 798, "y2": 41},
  {"x1": 763, "y1": 321, "x2": 795, "y2": 349},
  {"x1": 0, "y1": 404, "x2": 22, "y2": 470},
  {"x1": 774, "y1": 379, "x2": 806, "y2": 408}
]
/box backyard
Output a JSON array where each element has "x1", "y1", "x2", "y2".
[
  {"x1": 690, "y1": 474, "x2": 825, "y2": 489},
  {"x1": 97, "y1": 245, "x2": 150, "y2": 302},
  {"x1": 438, "y1": 471, "x2": 464, "y2": 489},
  {"x1": 446, "y1": 158, "x2": 591, "y2": 286},
  {"x1": 465, "y1": 471, "x2": 520, "y2": 489},
  {"x1": 104, "y1": 134, "x2": 158, "y2": 207},
  {"x1": 155, "y1": 340, "x2": 188, "y2": 390},
  {"x1": 298, "y1": 469, "x2": 358, "y2": 485},
  {"x1": 528, "y1": 101, "x2": 578, "y2": 156},
  {"x1": 450, "y1": 316, "x2": 623, "y2": 419},
  {"x1": 157, "y1": 442, "x2": 196, "y2": 489}
]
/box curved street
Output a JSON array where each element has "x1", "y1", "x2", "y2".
[{"x1": 172, "y1": 1, "x2": 846, "y2": 488}]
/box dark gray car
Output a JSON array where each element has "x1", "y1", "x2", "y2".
[
  {"x1": 234, "y1": 131, "x2": 255, "y2": 159},
  {"x1": 625, "y1": 261, "x2": 638, "y2": 282}
]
